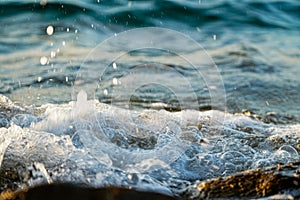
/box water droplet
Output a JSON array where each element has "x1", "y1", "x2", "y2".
[
  {"x1": 40, "y1": 56, "x2": 48, "y2": 65},
  {"x1": 103, "y1": 89, "x2": 108, "y2": 96},
  {"x1": 209, "y1": 85, "x2": 217, "y2": 90},
  {"x1": 46, "y1": 25, "x2": 54, "y2": 35},
  {"x1": 127, "y1": 174, "x2": 132, "y2": 180},
  {"x1": 50, "y1": 51, "x2": 56, "y2": 58},
  {"x1": 66, "y1": 28, "x2": 70, "y2": 32},
  {"x1": 112, "y1": 62, "x2": 117, "y2": 69},
  {"x1": 112, "y1": 78, "x2": 118, "y2": 85},
  {"x1": 213, "y1": 34, "x2": 217, "y2": 40},
  {"x1": 37, "y1": 76, "x2": 42, "y2": 82}
]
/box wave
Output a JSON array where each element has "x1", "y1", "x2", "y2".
[
  {"x1": 0, "y1": 92, "x2": 299, "y2": 196},
  {"x1": 0, "y1": 0, "x2": 299, "y2": 29}
]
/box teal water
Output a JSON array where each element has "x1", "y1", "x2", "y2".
[
  {"x1": 0, "y1": 1, "x2": 300, "y2": 199},
  {"x1": 0, "y1": 0, "x2": 299, "y2": 123}
]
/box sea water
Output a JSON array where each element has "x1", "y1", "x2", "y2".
[
  {"x1": 0, "y1": 0, "x2": 300, "y2": 198},
  {"x1": 0, "y1": 90, "x2": 299, "y2": 196}
]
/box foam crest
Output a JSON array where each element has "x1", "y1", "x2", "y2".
[{"x1": 0, "y1": 93, "x2": 299, "y2": 195}]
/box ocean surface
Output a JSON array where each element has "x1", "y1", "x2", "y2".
[{"x1": 0, "y1": 0, "x2": 299, "y2": 198}]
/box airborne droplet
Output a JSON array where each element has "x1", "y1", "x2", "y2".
[
  {"x1": 40, "y1": 56, "x2": 48, "y2": 65},
  {"x1": 46, "y1": 25, "x2": 54, "y2": 35}
]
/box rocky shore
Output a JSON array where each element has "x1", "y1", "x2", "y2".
[
  {"x1": 0, "y1": 162, "x2": 299, "y2": 200},
  {"x1": 183, "y1": 161, "x2": 300, "y2": 199}
]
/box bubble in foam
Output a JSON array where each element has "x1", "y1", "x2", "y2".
[
  {"x1": 253, "y1": 159, "x2": 272, "y2": 168},
  {"x1": 220, "y1": 151, "x2": 246, "y2": 165},
  {"x1": 278, "y1": 145, "x2": 298, "y2": 157}
]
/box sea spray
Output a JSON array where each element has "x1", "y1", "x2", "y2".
[{"x1": 0, "y1": 93, "x2": 299, "y2": 195}]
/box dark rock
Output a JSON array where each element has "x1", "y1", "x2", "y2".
[
  {"x1": 182, "y1": 162, "x2": 300, "y2": 199},
  {"x1": 0, "y1": 183, "x2": 178, "y2": 200}
]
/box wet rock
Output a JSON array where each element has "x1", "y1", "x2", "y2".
[
  {"x1": 0, "y1": 183, "x2": 178, "y2": 200},
  {"x1": 2, "y1": 162, "x2": 300, "y2": 200},
  {"x1": 0, "y1": 168, "x2": 22, "y2": 192},
  {"x1": 183, "y1": 162, "x2": 300, "y2": 199}
]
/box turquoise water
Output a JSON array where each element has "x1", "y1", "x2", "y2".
[
  {"x1": 0, "y1": 0, "x2": 299, "y2": 122},
  {"x1": 0, "y1": 0, "x2": 300, "y2": 198}
]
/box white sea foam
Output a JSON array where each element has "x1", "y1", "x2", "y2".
[{"x1": 0, "y1": 92, "x2": 299, "y2": 194}]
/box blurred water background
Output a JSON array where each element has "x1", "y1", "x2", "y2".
[{"x1": 0, "y1": 0, "x2": 299, "y2": 122}]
